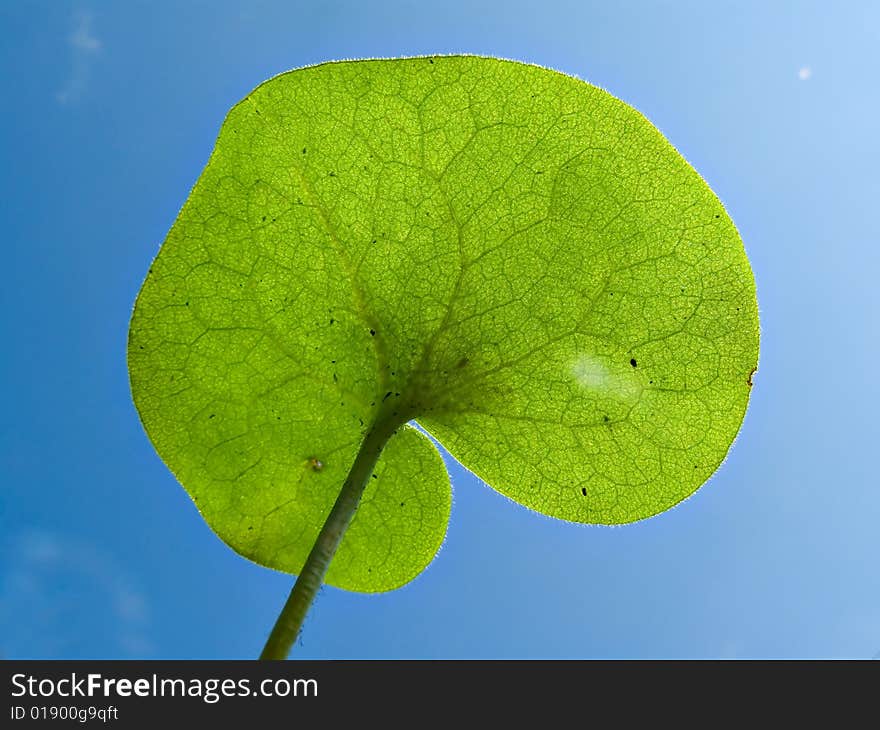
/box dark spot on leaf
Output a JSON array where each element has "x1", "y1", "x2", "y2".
[
  {"x1": 209, "y1": 414, "x2": 215, "y2": 419},
  {"x1": 747, "y1": 367, "x2": 757, "y2": 387},
  {"x1": 630, "y1": 358, "x2": 637, "y2": 367},
  {"x1": 457, "y1": 357, "x2": 470, "y2": 368},
  {"x1": 581, "y1": 487, "x2": 587, "y2": 496},
  {"x1": 185, "y1": 301, "x2": 189, "y2": 306},
  {"x1": 372, "y1": 473, "x2": 378, "y2": 479},
  {"x1": 382, "y1": 391, "x2": 392, "y2": 402},
  {"x1": 603, "y1": 415, "x2": 609, "y2": 423},
  {"x1": 302, "y1": 148, "x2": 307, "y2": 154},
  {"x1": 370, "y1": 329, "x2": 376, "y2": 336},
  {"x1": 262, "y1": 216, "x2": 266, "y2": 221},
  {"x1": 247, "y1": 526, "x2": 253, "y2": 531},
  {"x1": 308, "y1": 457, "x2": 324, "y2": 472},
  {"x1": 399, "y1": 502, "x2": 405, "y2": 507},
  {"x1": 329, "y1": 171, "x2": 336, "y2": 177},
  {"x1": 329, "y1": 318, "x2": 335, "y2": 324}
]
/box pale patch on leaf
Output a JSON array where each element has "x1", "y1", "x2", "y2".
[{"x1": 572, "y1": 354, "x2": 642, "y2": 403}]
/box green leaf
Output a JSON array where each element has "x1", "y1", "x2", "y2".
[{"x1": 129, "y1": 56, "x2": 759, "y2": 592}]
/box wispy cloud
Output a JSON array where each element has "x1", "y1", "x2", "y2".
[
  {"x1": 717, "y1": 638, "x2": 743, "y2": 659},
  {"x1": 56, "y1": 9, "x2": 102, "y2": 104},
  {"x1": 798, "y1": 66, "x2": 812, "y2": 81},
  {"x1": 0, "y1": 530, "x2": 153, "y2": 658}
]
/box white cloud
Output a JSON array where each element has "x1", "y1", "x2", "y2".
[
  {"x1": 718, "y1": 638, "x2": 743, "y2": 659},
  {"x1": 56, "y1": 10, "x2": 102, "y2": 104},
  {"x1": 798, "y1": 66, "x2": 812, "y2": 81},
  {"x1": 0, "y1": 530, "x2": 154, "y2": 658}
]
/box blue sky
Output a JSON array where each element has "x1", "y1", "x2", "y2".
[{"x1": 1, "y1": 1, "x2": 878, "y2": 659}]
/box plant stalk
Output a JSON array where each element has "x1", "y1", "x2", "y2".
[{"x1": 259, "y1": 416, "x2": 402, "y2": 659}]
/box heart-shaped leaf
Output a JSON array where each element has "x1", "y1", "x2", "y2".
[{"x1": 129, "y1": 56, "x2": 759, "y2": 592}]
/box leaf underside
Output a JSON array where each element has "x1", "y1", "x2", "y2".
[{"x1": 128, "y1": 56, "x2": 759, "y2": 592}]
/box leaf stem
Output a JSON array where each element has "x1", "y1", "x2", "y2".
[{"x1": 259, "y1": 415, "x2": 403, "y2": 659}]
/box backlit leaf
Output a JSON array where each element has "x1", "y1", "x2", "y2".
[{"x1": 128, "y1": 56, "x2": 759, "y2": 592}]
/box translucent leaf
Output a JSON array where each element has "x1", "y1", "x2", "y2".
[{"x1": 129, "y1": 57, "x2": 759, "y2": 592}]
